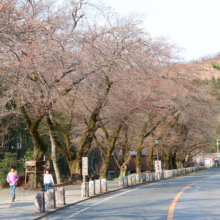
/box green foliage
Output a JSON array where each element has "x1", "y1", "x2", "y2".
[
  {"x1": 204, "y1": 76, "x2": 220, "y2": 100},
  {"x1": 206, "y1": 139, "x2": 218, "y2": 153},
  {"x1": 4, "y1": 100, "x2": 17, "y2": 110},
  {"x1": 20, "y1": 149, "x2": 35, "y2": 163},
  {"x1": 202, "y1": 78, "x2": 209, "y2": 85},
  {"x1": 0, "y1": 153, "x2": 24, "y2": 187},
  {"x1": 211, "y1": 62, "x2": 220, "y2": 70},
  {"x1": 20, "y1": 149, "x2": 35, "y2": 171},
  {"x1": 210, "y1": 89, "x2": 220, "y2": 100}
]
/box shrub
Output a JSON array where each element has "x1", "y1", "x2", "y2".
[{"x1": 0, "y1": 153, "x2": 24, "y2": 187}]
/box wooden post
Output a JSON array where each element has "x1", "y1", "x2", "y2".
[{"x1": 25, "y1": 166, "x2": 27, "y2": 186}]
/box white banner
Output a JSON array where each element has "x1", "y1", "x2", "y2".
[{"x1": 155, "y1": 160, "x2": 162, "y2": 173}]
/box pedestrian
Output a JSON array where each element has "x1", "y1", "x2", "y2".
[
  {"x1": 44, "y1": 169, "x2": 54, "y2": 191},
  {"x1": 6, "y1": 165, "x2": 19, "y2": 202}
]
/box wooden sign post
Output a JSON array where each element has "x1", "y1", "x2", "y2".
[
  {"x1": 82, "y1": 157, "x2": 88, "y2": 183},
  {"x1": 25, "y1": 161, "x2": 37, "y2": 188},
  {"x1": 25, "y1": 160, "x2": 50, "y2": 189}
]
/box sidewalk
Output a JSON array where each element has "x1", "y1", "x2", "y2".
[{"x1": 0, "y1": 181, "x2": 119, "y2": 220}]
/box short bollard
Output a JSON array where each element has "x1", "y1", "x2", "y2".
[
  {"x1": 81, "y1": 182, "x2": 89, "y2": 197},
  {"x1": 157, "y1": 172, "x2": 161, "y2": 180},
  {"x1": 34, "y1": 192, "x2": 45, "y2": 213},
  {"x1": 57, "y1": 187, "x2": 65, "y2": 205},
  {"x1": 146, "y1": 173, "x2": 150, "y2": 182},
  {"x1": 174, "y1": 170, "x2": 178, "y2": 176},
  {"x1": 164, "y1": 171, "x2": 168, "y2": 179},
  {"x1": 123, "y1": 176, "x2": 128, "y2": 187},
  {"x1": 101, "y1": 179, "x2": 107, "y2": 192},
  {"x1": 119, "y1": 177, "x2": 124, "y2": 187},
  {"x1": 135, "y1": 174, "x2": 140, "y2": 184},
  {"x1": 139, "y1": 174, "x2": 143, "y2": 183},
  {"x1": 95, "y1": 179, "x2": 102, "y2": 194},
  {"x1": 132, "y1": 175, "x2": 136, "y2": 185},
  {"x1": 128, "y1": 175, "x2": 132, "y2": 186},
  {"x1": 46, "y1": 189, "x2": 56, "y2": 209},
  {"x1": 89, "y1": 181, "x2": 95, "y2": 196}
]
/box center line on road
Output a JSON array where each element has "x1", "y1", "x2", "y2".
[{"x1": 167, "y1": 174, "x2": 220, "y2": 220}]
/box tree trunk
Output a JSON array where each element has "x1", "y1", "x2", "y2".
[
  {"x1": 50, "y1": 134, "x2": 61, "y2": 184},
  {"x1": 119, "y1": 164, "x2": 127, "y2": 177},
  {"x1": 136, "y1": 119, "x2": 161, "y2": 174},
  {"x1": 148, "y1": 144, "x2": 154, "y2": 172},
  {"x1": 136, "y1": 142, "x2": 142, "y2": 174},
  {"x1": 172, "y1": 153, "x2": 176, "y2": 169},
  {"x1": 20, "y1": 106, "x2": 48, "y2": 188},
  {"x1": 100, "y1": 157, "x2": 111, "y2": 179}
]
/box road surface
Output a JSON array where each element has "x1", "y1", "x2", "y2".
[{"x1": 41, "y1": 169, "x2": 220, "y2": 220}]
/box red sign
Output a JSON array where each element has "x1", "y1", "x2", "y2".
[{"x1": 25, "y1": 161, "x2": 36, "y2": 166}]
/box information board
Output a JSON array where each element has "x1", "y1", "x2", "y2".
[
  {"x1": 82, "y1": 157, "x2": 88, "y2": 176},
  {"x1": 25, "y1": 161, "x2": 36, "y2": 166}
]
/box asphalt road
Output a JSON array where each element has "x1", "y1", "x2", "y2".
[{"x1": 42, "y1": 169, "x2": 220, "y2": 220}]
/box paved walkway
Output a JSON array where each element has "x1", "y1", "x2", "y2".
[{"x1": 0, "y1": 181, "x2": 119, "y2": 220}]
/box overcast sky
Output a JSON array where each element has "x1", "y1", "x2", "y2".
[{"x1": 101, "y1": 0, "x2": 220, "y2": 62}]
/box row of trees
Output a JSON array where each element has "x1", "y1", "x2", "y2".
[{"x1": 0, "y1": 0, "x2": 218, "y2": 186}]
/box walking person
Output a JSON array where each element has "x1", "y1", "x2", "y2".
[
  {"x1": 44, "y1": 169, "x2": 54, "y2": 191},
  {"x1": 6, "y1": 165, "x2": 19, "y2": 202}
]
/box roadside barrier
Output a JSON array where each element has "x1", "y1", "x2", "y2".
[
  {"x1": 95, "y1": 179, "x2": 102, "y2": 195},
  {"x1": 79, "y1": 165, "x2": 215, "y2": 199},
  {"x1": 81, "y1": 182, "x2": 89, "y2": 197},
  {"x1": 34, "y1": 192, "x2": 45, "y2": 213},
  {"x1": 57, "y1": 187, "x2": 65, "y2": 205},
  {"x1": 89, "y1": 180, "x2": 95, "y2": 196},
  {"x1": 81, "y1": 178, "x2": 108, "y2": 197},
  {"x1": 35, "y1": 187, "x2": 67, "y2": 213},
  {"x1": 118, "y1": 165, "x2": 212, "y2": 188},
  {"x1": 45, "y1": 189, "x2": 56, "y2": 209},
  {"x1": 101, "y1": 179, "x2": 108, "y2": 192}
]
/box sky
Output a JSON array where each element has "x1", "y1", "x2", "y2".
[{"x1": 101, "y1": 0, "x2": 220, "y2": 62}]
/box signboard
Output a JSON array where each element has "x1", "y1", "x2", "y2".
[
  {"x1": 25, "y1": 161, "x2": 36, "y2": 167},
  {"x1": 217, "y1": 153, "x2": 220, "y2": 157},
  {"x1": 82, "y1": 157, "x2": 88, "y2": 176},
  {"x1": 155, "y1": 160, "x2": 162, "y2": 173}
]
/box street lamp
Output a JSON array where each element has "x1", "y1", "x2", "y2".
[
  {"x1": 202, "y1": 152, "x2": 204, "y2": 165},
  {"x1": 155, "y1": 139, "x2": 159, "y2": 161}
]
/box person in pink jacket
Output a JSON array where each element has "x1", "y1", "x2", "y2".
[{"x1": 7, "y1": 165, "x2": 19, "y2": 202}]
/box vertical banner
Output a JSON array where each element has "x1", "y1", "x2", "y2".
[{"x1": 155, "y1": 160, "x2": 162, "y2": 172}]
